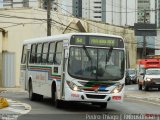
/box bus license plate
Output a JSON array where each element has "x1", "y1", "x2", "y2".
[{"x1": 112, "y1": 96, "x2": 121, "y2": 100}]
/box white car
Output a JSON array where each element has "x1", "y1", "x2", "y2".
[{"x1": 138, "y1": 68, "x2": 160, "y2": 91}]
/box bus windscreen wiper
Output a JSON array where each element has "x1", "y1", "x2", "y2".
[
  {"x1": 83, "y1": 45, "x2": 91, "y2": 61},
  {"x1": 106, "y1": 46, "x2": 113, "y2": 64}
]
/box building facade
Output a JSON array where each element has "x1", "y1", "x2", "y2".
[
  {"x1": 136, "y1": 0, "x2": 160, "y2": 58},
  {"x1": 0, "y1": 0, "x2": 38, "y2": 8},
  {"x1": 82, "y1": 0, "x2": 103, "y2": 22},
  {"x1": 72, "y1": 0, "x2": 82, "y2": 18}
]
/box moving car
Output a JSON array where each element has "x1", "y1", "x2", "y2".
[
  {"x1": 137, "y1": 58, "x2": 160, "y2": 91},
  {"x1": 125, "y1": 69, "x2": 137, "y2": 85},
  {"x1": 138, "y1": 68, "x2": 160, "y2": 91}
]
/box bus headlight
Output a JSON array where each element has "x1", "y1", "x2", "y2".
[
  {"x1": 66, "y1": 81, "x2": 80, "y2": 91},
  {"x1": 146, "y1": 78, "x2": 151, "y2": 81},
  {"x1": 111, "y1": 84, "x2": 124, "y2": 93}
]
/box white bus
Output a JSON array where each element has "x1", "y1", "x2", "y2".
[{"x1": 20, "y1": 33, "x2": 125, "y2": 109}]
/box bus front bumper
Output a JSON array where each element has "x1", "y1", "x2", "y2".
[{"x1": 64, "y1": 88, "x2": 124, "y2": 103}]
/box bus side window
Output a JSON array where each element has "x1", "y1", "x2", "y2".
[
  {"x1": 48, "y1": 42, "x2": 55, "y2": 64},
  {"x1": 55, "y1": 42, "x2": 63, "y2": 65},
  {"x1": 36, "y1": 43, "x2": 42, "y2": 63},
  {"x1": 30, "y1": 44, "x2": 37, "y2": 63},
  {"x1": 21, "y1": 45, "x2": 27, "y2": 64},
  {"x1": 42, "y1": 42, "x2": 49, "y2": 64}
]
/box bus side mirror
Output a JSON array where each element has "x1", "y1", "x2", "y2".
[{"x1": 65, "y1": 49, "x2": 69, "y2": 58}]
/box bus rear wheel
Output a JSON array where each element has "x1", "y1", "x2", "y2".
[
  {"x1": 29, "y1": 82, "x2": 37, "y2": 101},
  {"x1": 29, "y1": 81, "x2": 43, "y2": 101}
]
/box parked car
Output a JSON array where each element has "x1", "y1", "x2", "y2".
[{"x1": 125, "y1": 69, "x2": 137, "y2": 85}]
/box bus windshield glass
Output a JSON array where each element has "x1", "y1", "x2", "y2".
[{"x1": 68, "y1": 47, "x2": 125, "y2": 81}]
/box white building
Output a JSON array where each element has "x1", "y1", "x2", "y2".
[
  {"x1": 104, "y1": 0, "x2": 137, "y2": 26},
  {"x1": 59, "y1": 0, "x2": 72, "y2": 15},
  {"x1": 59, "y1": 0, "x2": 137, "y2": 26},
  {"x1": 82, "y1": 0, "x2": 102, "y2": 22},
  {"x1": 0, "y1": 0, "x2": 38, "y2": 8}
]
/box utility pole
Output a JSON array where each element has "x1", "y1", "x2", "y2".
[
  {"x1": 126, "y1": 0, "x2": 127, "y2": 25},
  {"x1": 143, "y1": 9, "x2": 146, "y2": 58},
  {"x1": 111, "y1": 0, "x2": 113, "y2": 24},
  {"x1": 47, "y1": 0, "x2": 51, "y2": 36}
]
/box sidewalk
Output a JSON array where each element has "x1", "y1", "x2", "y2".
[
  {"x1": 0, "y1": 87, "x2": 31, "y2": 116},
  {"x1": 0, "y1": 87, "x2": 26, "y2": 93}
]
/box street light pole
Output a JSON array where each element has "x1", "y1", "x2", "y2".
[{"x1": 47, "y1": 0, "x2": 51, "y2": 36}]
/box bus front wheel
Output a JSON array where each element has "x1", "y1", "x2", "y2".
[
  {"x1": 52, "y1": 88, "x2": 62, "y2": 108},
  {"x1": 92, "y1": 102, "x2": 107, "y2": 109}
]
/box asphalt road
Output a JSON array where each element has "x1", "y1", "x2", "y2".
[{"x1": 1, "y1": 84, "x2": 160, "y2": 120}]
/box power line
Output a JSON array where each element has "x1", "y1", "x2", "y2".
[
  {"x1": 55, "y1": 1, "x2": 138, "y2": 13},
  {"x1": 54, "y1": 3, "x2": 134, "y2": 35},
  {"x1": 54, "y1": 2, "x2": 138, "y2": 14}
]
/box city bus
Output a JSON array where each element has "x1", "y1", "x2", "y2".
[{"x1": 20, "y1": 33, "x2": 126, "y2": 109}]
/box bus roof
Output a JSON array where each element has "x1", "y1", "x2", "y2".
[{"x1": 23, "y1": 33, "x2": 124, "y2": 44}]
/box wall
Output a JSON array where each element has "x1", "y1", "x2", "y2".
[{"x1": 0, "y1": 32, "x2": 2, "y2": 86}]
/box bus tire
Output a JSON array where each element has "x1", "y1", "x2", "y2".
[
  {"x1": 92, "y1": 102, "x2": 107, "y2": 109},
  {"x1": 29, "y1": 81, "x2": 37, "y2": 101},
  {"x1": 51, "y1": 85, "x2": 62, "y2": 108},
  {"x1": 37, "y1": 94, "x2": 43, "y2": 101}
]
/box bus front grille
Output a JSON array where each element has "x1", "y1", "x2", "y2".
[{"x1": 86, "y1": 94, "x2": 106, "y2": 99}]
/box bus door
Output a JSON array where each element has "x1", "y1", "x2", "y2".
[
  {"x1": 23, "y1": 50, "x2": 30, "y2": 90},
  {"x1": 20, "y1": 45, "x2": 30, "y2": 90},
  {"x1": 60, "y1": 41, "x2": 69, "y2": 99}
]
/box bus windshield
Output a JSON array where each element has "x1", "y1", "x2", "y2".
[{"x1": 68, "y1": 47, "x2": 125, "y2": 81}]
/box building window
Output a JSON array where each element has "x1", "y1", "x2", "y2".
[
  {"x1": 94, "y1": 6, "x2": 101, "y2": 8},
  {"x1": 94, "y1": 16, "x2": 101, "y2": 18},
  {"x1": 94, "y1": 2, "x2": 101, "y2": 4},
  {"x1": 94, "y1": 11, "x2": 102, "y2": 13}
]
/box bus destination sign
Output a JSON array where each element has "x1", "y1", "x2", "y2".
[
  {"x1": 70, "y1": 35, "x2": 123, "y2": 48},
  {"x1": 89, "y1": 37, "x2": 116, "y2": 46},
  {"x1": 73, "y1": 36, "x2": 85, "y2": 45}
]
